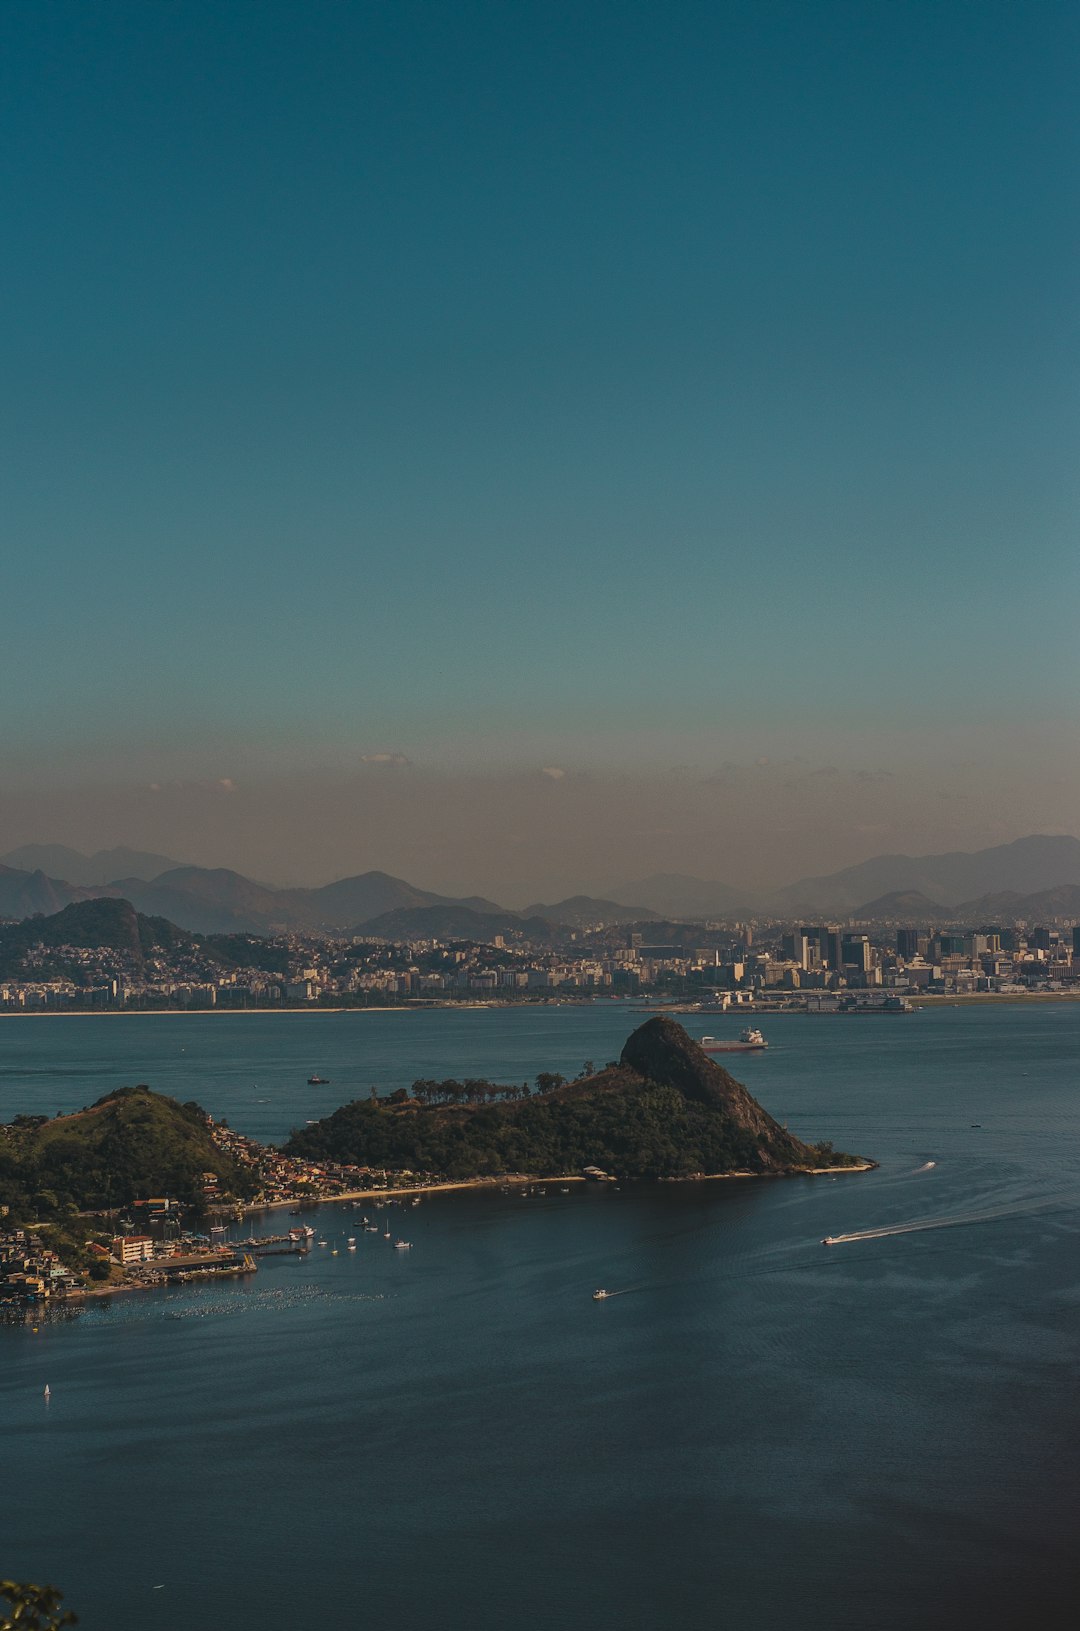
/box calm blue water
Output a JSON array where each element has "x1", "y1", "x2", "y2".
[{"x1": 3, "y1": 1004, "x2": 1080, "y2": 1631}]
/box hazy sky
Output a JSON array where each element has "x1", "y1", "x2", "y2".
[{"x1": 3, "y1": 1, "x2": 1078, "y2": 897}]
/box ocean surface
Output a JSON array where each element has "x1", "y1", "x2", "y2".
[{"x1": 3, "y1": 1002, "x2": 1080, "y2": 1631}]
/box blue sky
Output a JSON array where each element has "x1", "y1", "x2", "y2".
[{"x1": 2, "y1": 1, "x2": 1078, "y2": 890}]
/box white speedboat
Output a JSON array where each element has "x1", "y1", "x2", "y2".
[{"x1": 593, "y1": 1289, "x2": 609, "y2": 1300}]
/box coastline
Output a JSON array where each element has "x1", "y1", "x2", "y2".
[
  {"x1": 246, "y1": 1159, "x2": 876, "y2": 1215},
  {"x1": 7, "y1": 991, "x2": 1080, "y2": 1019},
  {"x1": 0, "y1": 1001, "x2": 570, "y2": 1018},
  {"x1": 695, "y1": 1160, "x2": 877, "y2": 1180},
  {"x1": 248, "y1": 1175, "x2": 591, "y2": 1213},
  {"x1": 29, "y1": 1163, "x2": 877, "y2": 1310}
]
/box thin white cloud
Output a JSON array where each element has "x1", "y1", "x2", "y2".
[
  {"x1": 360, "y1": 753, "x2": 412, "y2": 769},
  {"x1": 540, "y1": 766, "x2": 566, "y2": 780}
]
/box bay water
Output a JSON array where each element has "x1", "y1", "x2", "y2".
[{"x1": 3, "y1": 1003, "x2": 1080, "y2": 1630}]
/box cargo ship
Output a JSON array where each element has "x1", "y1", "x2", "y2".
[{"x1": 700, "y1": 1027, "x2": 767, "y2": 1053}]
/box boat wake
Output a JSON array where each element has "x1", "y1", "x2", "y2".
[{"x1": 822, "y1": 1192, "x2": 1069, "y2": 1247}]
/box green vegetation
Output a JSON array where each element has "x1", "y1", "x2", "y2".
[
  {"x1": 286, "y1": 1017, "x2": 866, "y2": 1181},
  {"x1": 0, "y1": 896, "x2": 290, "y2": 982},
  {"x1": 0, "y1": 898, "x2": 183, "y2": 979},
  {"x1": 0, "y1": 1579, "x2": 76, "y2": 1630},
  {"x1": 0, "y1": 1086, "x2": 253, "y2": 1222}
]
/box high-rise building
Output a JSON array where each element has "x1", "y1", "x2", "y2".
[
  {"x1": 841, "y1": 933, "x2": 872, "y2": 973},
  {"x1": 896, "y1": 928, "x2": 920, "y2": 959}
]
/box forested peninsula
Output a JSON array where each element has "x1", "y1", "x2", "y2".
[{"x1": 285, "y1": 1017, "x2": 870, "y2": 1180}]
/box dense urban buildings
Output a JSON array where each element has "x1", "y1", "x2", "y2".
[{"x1": 3, "y1": 909, "x2": 1078, "y2": 1013}]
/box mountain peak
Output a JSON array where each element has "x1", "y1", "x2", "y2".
[{"x1": 620, "y1": 1017, "x2": 827, "y2": 1167}]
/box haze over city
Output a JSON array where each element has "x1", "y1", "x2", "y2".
[{"x1": 3, "y1": 0, "x2": 1077, "y2": 898}]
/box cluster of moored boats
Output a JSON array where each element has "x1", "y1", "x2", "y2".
[{"x1": 286, "y1": 1207, "x2": 413, "y2": 1252}]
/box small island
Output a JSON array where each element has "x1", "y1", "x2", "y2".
[{"x1": 286, "y1": 1016, "x2": 872, "y2": 1181}]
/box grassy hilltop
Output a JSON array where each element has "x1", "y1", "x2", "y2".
[
  {"x1": 286, "y1": 1016, "x2": 866, "y2": 1180},
  {"x1": 0, "y1": 1086, "x2": 252, "y2": 1219}
]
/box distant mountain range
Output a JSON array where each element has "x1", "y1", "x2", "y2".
[
  {"x1": 0, "y1": 844, "x2": 187, "y2": 885},
  {"x1": 0, "y1": 851, "x2": 648, "y2": 937},
  {"x1": 774, "y1": 835, "x2": 1080, "y2": 916},
  {"x1": 952, "y1": 883, "x2": 1080, "y2": 923},
  {"x1": 614, "y1": 837, "x2": 1080, "y2": 920},
  {"x1": 4, "y1": 834, "x2": 1080, "y2": 933}
]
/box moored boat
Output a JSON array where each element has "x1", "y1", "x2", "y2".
[{"x1": 700, "y1": 1027, "x2": 767, "y2": 1053}]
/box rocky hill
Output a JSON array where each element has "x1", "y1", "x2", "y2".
[
  {"x1": 0, "y1": 897, "x2": 288, "y2": 981},
  {"x1": 0, "y1": 897, "x2": 188, "y2": 977},
  {"x1": 286, "y1": 1017, "x2": 867, "y2": 1180}
]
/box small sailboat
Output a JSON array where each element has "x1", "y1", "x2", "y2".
[
  {"x1": 383, "y1": 1225, "x2": 391, "y2": 1239},
  {"x1": 43, "y1": 1383, "x2": 51, "y2": 1401}
]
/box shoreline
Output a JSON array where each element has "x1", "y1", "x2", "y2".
[
  {"x1": 246, "y1": 1159, "x2": 877, "y2": 1215},
  {"x1": 0, "y1": 1001, "x2": 581, "y2": 1018},
  {"x1": 694, "y1": 1160, "x2": 877, "y2": 1180},
  {"x1": 6, "y1": 991, "x2": 1080, "y2": 1018},
  {"x1": 247, "y1": 1175, "x2": 591, "y2": 1213},
  {"x1": 26, "y1": 1163, "x2": 877, "y2": 1310}
]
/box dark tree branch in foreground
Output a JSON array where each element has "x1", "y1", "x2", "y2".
[{"x1": 1, "y1": 1580, "x2": 77, "y2": 1630}]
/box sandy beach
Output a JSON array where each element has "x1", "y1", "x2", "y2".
[{"x1": 246, "y1": 1159, "x2": 876, "y2": 1215}]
